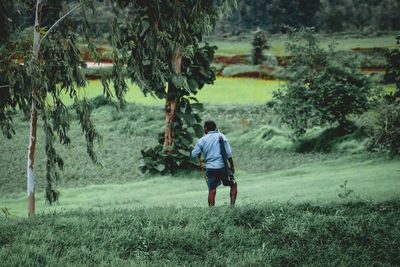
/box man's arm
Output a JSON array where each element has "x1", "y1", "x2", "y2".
[
  {"x1": 191, "y1": 141, "x2": 202, "y2": 158},
  {"x1": 228, "y1": 157, "x2": 235, "y2": 174}
]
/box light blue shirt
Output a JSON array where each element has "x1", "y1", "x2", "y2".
[{"x1": 191, "y1": 131, "x2": 232, "y2": 169}]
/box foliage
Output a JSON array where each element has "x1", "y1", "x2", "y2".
[
  {"x1": 316, "y1": 0, "x2": 400, "y2": 33},
  {"x1": 140, "y1": 100, "x2": 204, "y2": 174},
  {"x1": 251, "y1": 31, "x2": 270, "y2": 65},
  {"x1": 104, "y1": 0, "x2": 236, "y2": 174},
  {"x1": 367, "y1": 41, "x2": 400, "y2": 155},
  {"x1": 1, "y1": 201, "x2": 400, "y2": 265},
  {"x1": 338, "y1": 180, "x2": 354, "y2": 199},
  {"x1": 274, "y1": 27, "x2": 373, "y2": 136},
  {"x1": 0, "y1": 0, "x2": 106, "y2": 203},
  {"x1": 216, "y1": 0, "x2": 400, "y2": 34},
  {"x1": 366, "y1": 102, "x2": 400, "y2": 155}
]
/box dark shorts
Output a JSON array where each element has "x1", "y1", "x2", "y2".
[{"x1": 206, "y1": 168, "x2": 236, "y2": 191}]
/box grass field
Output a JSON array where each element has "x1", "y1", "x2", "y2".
[
  {"x1": 209, "y1": 34, "x2": 399, "y2": 56},
  {"x1": 1, "y1": 68, "x2": 400, "y2": 265},
  {"x1": 58, "y1": 78, "x2": 282, "y2": 106},
  {"x1": 1, "y1": 95, "x2": 399, "y2": 217}
]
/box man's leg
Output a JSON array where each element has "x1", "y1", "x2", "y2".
[
  {"x1": 208, "y1": 189, "x2": 216, "y2": 206},
  {"x1": 230, "y1": 183, "x2": 237, "y2": 206}
]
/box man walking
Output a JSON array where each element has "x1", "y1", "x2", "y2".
[{"x1": 191, "y1": 120, "x2": 237, "y2": 206}]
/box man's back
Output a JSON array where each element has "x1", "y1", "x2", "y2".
[{"x1": 191, "y1": 130, "x2": 232, "y2": 169}]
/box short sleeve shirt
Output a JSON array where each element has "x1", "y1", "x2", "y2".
[{"x1": 191, "y1": 131, "x2": 232, "y2": 169}]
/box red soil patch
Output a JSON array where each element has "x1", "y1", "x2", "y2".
[
  {"x1": 213, "y1": 55, "x2": 248, "y2": 64},
  {"x1": 276, "y1": 56, "x2": 293, "y2": 67},
  {"x1": 80, "y1": 47, "x2": 112, "y2": 63}
]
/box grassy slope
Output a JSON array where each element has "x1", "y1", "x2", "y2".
[
  {"x1": 1, "y1": 95, "x2": 399, "y2": 217},
  {"x1": 1, "y1": 74, "x2": 400, "y2": 265},
  {"x1": 2, "y1": 153, "x2": 400, "y2": 217}
]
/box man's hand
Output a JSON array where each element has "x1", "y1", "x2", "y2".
[{"x1": 230, "y1": 166, "x2": 235, "y2": 174}]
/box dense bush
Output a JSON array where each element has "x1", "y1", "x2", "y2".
[
  {"x1": 274, "y1": 27, "x2": 373, "y2": 136},
  {"x1": 367, "y1": 103, "x2": 400, "y2": 154},
  {"x1": 251, "y1": 31, "x2": 270, "y2": 65},
  {"x1": 367, "y1": 43, "x2": 400, "y2": 154}
]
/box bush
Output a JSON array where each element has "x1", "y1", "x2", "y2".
[
  {"x1": 367, "y1": 102, "x2": 400, "y2": 155},
  {"x1": 274, "y1": 27, "x2": 373, "y2": 136},
  {"x1": 251, "y1": 31, "x2": 271, "y2": 65}
]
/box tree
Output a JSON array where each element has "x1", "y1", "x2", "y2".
[
  {"x1": 1, "y1": 0, "x2": 104, "y2": 216},
  {"x1": 274, "y1": 27, "x2": 373, "y2": 136},
  {"x1": 251, "y1": 31, "x2": 270, "y2": 65},
  {"x1": 106, "y1": 0, "x2": 236, "y2": 174},
  {"x1": 1, "y1": 0, "x2": 237, "y2": 216}
]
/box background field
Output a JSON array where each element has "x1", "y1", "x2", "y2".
[
  {"x1": 1, "y1": 83, "x2": 399, "y2": 217},
  {"x1": 1, "y1": 32, "x2": 400, "y2": 266},
  {"x1": 208, "y1": 34, "x2": 399, "y2": 57}
]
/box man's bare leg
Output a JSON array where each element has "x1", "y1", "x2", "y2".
[
  {"x1": 230, "y1": 183, "x2": 237, "y2": 206},
  {"x1": 208, "y1": 189, "x2": 216, "y2": 206}
]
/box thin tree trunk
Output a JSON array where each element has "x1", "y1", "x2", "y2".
[
  {"x1": 27, "y1": 0, "x2": 42, "y2": 217},
  {"x1": 27, "y1": 103, "x2": 37, "y2": 217},
  {"x1": 164, "y1": 48, "x2": 182, "y2": 148}
]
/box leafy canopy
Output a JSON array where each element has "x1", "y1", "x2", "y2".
[{"x1": 274, "y1": 27, "x2": 373, "y2": 136}]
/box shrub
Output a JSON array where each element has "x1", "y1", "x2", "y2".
[
  {"x1": 251, "y1": 31, "x2": 271, "y2": 65},
  {"x1": 367, "y1": 39, "x2": 400, "y2": 154},
  {"x1": 367, "y1": 102, "x2": 400, "y2": 155},
  {"x1": 274, "y1": 27, "x2": 373, "y2": 136}
]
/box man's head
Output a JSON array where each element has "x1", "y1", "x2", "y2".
[{"x1": 204, "y1": 120, "x2": 216, "y2": 134}]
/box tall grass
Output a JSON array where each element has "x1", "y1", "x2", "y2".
[{"x1": 1, "y1": 201, "x2": 399, "y2": 266}]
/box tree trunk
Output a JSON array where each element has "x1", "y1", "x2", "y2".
[
  {"x1": 27, "y1": 0, "x2": 42, "y2": 217},
  {"x1": 27, "y1": 103, "x2": 37, "y2": 217},
  {"x1": 164, "y1": 48, "x2": 182, "y2": 148}
]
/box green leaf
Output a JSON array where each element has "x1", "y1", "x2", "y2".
[
  {"x1": 171, "y1": 74, "x2": 184, "y2": 88},
  {"x1": 154, "y1": 164, "x2": 165, "y2": 172},
  {"x1": 140, "y1": 21, "x2": 150, "y2": 37},
  {"x1": 188, "y1": 79, "x2": 199, "y2": 91}
]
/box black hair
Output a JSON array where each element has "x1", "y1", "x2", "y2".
[{"x1": 204, "y1": 120, "x2": 216, "y2": 131}]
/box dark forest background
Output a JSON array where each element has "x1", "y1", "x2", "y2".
[{"x1": 3, "y1": 0, "x2": 400, "y2": 41}]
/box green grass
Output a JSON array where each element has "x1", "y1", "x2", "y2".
[
  {"x1": 58, "y1": 77, "x2": 281, "y2": 105},
  {"x1": 1, "y1": 153, "x2": 400, "y2": 217},
  {"x1": 2, "y1": 83, "x2": 400, "y2": 265},
  {"x1": 1, "y1": 100, "x2": 399, "y2": 217},
  {"x1": 1, "y1": 201, "x2": 400, "y2": 266},
  {"x1": 209, "y1": 34, "x2": 399, "y2": 57}
]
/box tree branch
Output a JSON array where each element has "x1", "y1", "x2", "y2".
[
  {"x1": 0, "y1": 85, "x2": 10, "y2": 89},
  {"x1": 37, "y1": 4, "x2": 82, "y2": 49}
]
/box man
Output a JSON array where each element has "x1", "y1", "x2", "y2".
[{"x1": 191, "y1": 120, "x2": 237, "y2": 206}]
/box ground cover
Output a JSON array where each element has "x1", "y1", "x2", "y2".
[
  {"x1": 1, "y1": 201, "x2": 399, "y2": 266},
  {"x1": 208, "y1": 33, "x2": 399, "y2": 57},
  {"x1": 54, "y1": 77, "x2": 281, "y2": 106},
  {"x1": 1, "y1": 97, "x2": 399, "y2": 217},
  {"x1": 1, "y1": 79, "x2": 399, "y2": 265}
]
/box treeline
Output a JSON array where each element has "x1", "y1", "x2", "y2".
[{"x1": 216, "y1": 0, "x2": 400, "y2": 34}]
